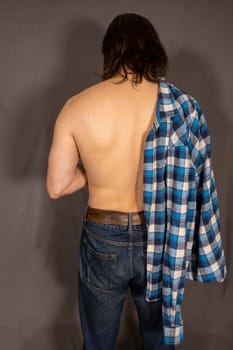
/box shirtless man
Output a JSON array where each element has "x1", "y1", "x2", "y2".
[
  {"x1": 46, "y1": 69, "x2": 158, "y2": 211},
  {"x1": 46, "y1": 13, "x2": 175, "y2": 350}
]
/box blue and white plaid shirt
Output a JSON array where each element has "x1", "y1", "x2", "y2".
[{"x1": 143, "y1": 77, "x2": 227, "y2": 345}]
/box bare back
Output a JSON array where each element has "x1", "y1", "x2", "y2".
[{"x1": 71, "y1": 76, "x2": 159, "y2": 212}]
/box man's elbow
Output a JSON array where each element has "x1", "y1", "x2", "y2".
[
  {"x1": 47, "y1": 187, "x2": 61, "y2": 199},
  {"x1": 46, "y1": 181, "x2": 63, "y2": 199},
  {"x1": 47, "y1": 191, "x2": 61, "y2": 199}
]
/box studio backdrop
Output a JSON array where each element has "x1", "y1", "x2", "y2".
[{"x1": 0, "y1": 1, "x2": 232, "y2": 349}]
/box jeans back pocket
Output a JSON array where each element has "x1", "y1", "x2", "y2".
[{"x1": 79, "y1": 237, "x2": 117, "y2": 290}]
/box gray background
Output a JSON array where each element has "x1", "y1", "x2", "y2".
[{"x1": 0, "y1": 0, "x2": 232, "y2": 349}]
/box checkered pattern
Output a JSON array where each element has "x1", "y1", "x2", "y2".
[{"x1": 143, "y1": 77, "x2": 227, "y2": 345}]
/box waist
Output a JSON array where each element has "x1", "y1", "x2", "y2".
[{"x1": 85, "y1": 206, "x2": 146, "y2": 225}]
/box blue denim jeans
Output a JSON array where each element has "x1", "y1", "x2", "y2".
[{"x1": 77, "y1": 211, "x2": 176, "y2": 350}]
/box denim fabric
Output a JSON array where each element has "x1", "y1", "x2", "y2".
[{"x1": 77, "y1": 211, "x2": 176, "y2": 350}]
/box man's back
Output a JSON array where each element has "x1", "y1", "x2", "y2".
[{"x1": 70, "y1": 75, "x2": 159, "y2": 212}]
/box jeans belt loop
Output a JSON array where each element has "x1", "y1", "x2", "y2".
[{"x1": 128, "y1": 212, "x2": 132, "y2": 230}]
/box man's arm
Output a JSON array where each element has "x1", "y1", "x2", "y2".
[
  {"x1": 56, "y1": 160, "x2": 88, "y2": 197},
  {"x1": 52, "y1": 164, "x2": 88, "y2": 198},
  {"x1": 46, "y1": 98, "x2": 88, "y2": 199}
]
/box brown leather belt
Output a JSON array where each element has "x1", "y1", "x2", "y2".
[{"x1": 85, "y1": 206, "x2": 146, "y2": 225}]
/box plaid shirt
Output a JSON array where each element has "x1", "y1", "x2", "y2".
[{"x1": 143, "y1": 77, "x2": 227, "y2": 345}]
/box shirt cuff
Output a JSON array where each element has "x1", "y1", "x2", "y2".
[{"x1": 163, "y1": 324, "x2": 184, "y2": 345}]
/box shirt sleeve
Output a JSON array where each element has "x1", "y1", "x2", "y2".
[{"x1": 188, "y1": 100, "x2": 227, "y2": 282}]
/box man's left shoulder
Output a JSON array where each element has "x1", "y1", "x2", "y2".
[{"x1": 167, "y1": 81, "x2": 201, "y2": 125}]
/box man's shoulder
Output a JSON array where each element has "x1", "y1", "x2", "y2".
[
  {"x1": 168, "y1": 81, "x2": 200, "y2": 113},
  {"x1": 165, "y1": 79, "x2": 202, "y2": 127},
  {"x1": 61, "y1": 81, "x2": 106, "y2": 122},
  {"x1": 68, "y1": 80, "x2": 106, "y2": 104}
]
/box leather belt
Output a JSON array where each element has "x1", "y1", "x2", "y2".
[{"x1": 85, "y1": 206, "x2": 146, "y2": 225}]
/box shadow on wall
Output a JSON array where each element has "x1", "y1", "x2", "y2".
[{"x1": 5, "y1": 17, "x2": 231, "y2": 350}]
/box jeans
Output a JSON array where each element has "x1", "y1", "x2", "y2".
[{"x1": 77, "y1": 211, "x2": 176, "y2": 350}]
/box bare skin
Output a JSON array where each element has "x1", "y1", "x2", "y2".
[{"x1": 68, "y1": 72, "x2": 159, "y2": 212}]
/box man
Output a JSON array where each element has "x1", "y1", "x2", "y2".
[{"x1": 46, "y1": 12, "x2": 226, "y2": 350}]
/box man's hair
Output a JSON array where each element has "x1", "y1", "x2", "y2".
[{"x1": 97, "y1": 13, "x2": 169, "y2": 85}]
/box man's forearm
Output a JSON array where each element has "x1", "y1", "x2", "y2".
[{"x1": 57, "y1": 165, "x2": 88, "y2": 197}]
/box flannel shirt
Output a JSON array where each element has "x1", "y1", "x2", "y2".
[{"x1": 143, "y1": 76, "x2": 227, "y2": 345}]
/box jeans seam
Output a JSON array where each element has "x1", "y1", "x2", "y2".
[
  {"x1": 110, "y1": 260, "x2": 116, "y2": 288},
  {"x1": 128, "y1": 228, "x2": 134, "y2": 278}
]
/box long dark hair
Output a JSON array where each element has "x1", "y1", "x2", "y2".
[{"x1": 96, "y1": 13, "x2": 169, "y2": 85}]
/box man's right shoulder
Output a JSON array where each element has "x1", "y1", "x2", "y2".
[
  {"x1": 68, "y1": 80, "x2": 106, "y2": 104},
  {"x1": 62, "y1": 80, "x2": 107, "y2": 123}
]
